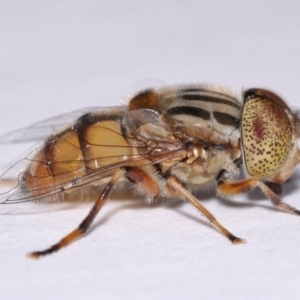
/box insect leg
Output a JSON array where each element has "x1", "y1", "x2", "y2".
[
  {"x1": 166, "y1": 176, "x2": 245, "y2": 245},
  {"x1": 124, "y1": 166, "x2": 161, "y2": 198},
  {"x1": 27, "y1": 169, "x2": 125, "y2": 259},
  {"x1": 218, "y1": 178, "x2": 300, "y2": 215}
]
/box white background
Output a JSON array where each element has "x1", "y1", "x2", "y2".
[{"x1": 1, "y1": 1, "x2": 300, "y2": 299}]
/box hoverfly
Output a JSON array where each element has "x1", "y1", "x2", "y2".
[{"x1": 0, "y1": 85, "x2": 299, "y2": 259}]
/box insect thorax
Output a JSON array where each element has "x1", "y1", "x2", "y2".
[{"x1": 127, "y1": 86, "x2": 242, "y2": 188}]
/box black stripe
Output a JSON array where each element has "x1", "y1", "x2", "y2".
[
  {"x1": 75, "y1": 112, "x2": 124, "y2": 162},
  {"x1": 178, "y1": 88, "x2": 239, "y2": 103},
  {"x1": 213, "y1": 111, "x2": 240, "y2": 128},
  {"x1": 45, "y1": 112, "x2": 124, "y2": 158},
  {"x1": 75, "y1": 112, "x2": 122, "y2": 131},
  {"x1": 167, "y1": 106, "x2": 210, "y2": 120},
  {"x1": 178, "y1": 94, "x2": 240, "y2": 110}
]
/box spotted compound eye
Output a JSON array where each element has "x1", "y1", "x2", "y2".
[{"x1": 241, "y1": 89, "x2": 293, "y2": 179}]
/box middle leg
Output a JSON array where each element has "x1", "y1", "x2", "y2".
[{"x1": 166, "y1": 176, "x2": 246, "y2": 245}]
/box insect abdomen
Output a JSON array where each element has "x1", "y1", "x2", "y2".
[{"x1": 24, "y1": 109, "x2": 133, "y2": 199}]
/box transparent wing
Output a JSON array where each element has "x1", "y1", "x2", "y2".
[
  {"x1": 0, "y1": 107, "x2": 185, "y2": 204},
  {"x1": 0, "y1": 144, "x2": 183, "y2": 204},
  {"x1": 0, "y1": 107, "x2": 113, "y2": 143},
  {"x1": 0, "y1": 145, "x2": 143, "y2": 204}
]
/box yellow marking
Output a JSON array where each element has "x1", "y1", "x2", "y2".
[
  {"x1": 83, "y1": 120, "x2": 133, "y2": 169},
  {"x1": 47, "y1": 130, "x2": 83, "y2": 176}
]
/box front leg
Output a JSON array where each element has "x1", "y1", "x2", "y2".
[{"x1": 217, "y1": 178, "x2": 300, "y2": 215}]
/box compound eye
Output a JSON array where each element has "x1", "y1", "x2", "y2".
[{"x1": 241, "y1": 89, "x2": 293, "y2": 178}]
